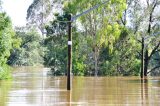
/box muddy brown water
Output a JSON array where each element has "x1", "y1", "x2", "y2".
[{"x1": 0, "y1": 67, "x2": 160, "y2": 106}]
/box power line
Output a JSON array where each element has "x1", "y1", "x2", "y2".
[{"x1": 71, "y1": 0, "x2": 109, "y2": 21}]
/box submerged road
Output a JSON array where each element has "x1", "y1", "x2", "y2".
[{"x1": 0, "y1": 67, "x2": 160, "y2": 106}]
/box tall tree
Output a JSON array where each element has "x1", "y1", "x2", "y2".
[
  {"x1": 44, "y1": 12, "x2": 69, "y2": 75},
  {"x1": 130, "y1": 0, "x2": 160, "y2": 77},
  {"x1": 8, "y1": 28, "x2": 45, "y2": 66},
  {"x1": 64, "y1": 0, "x2": 126, "y2": 76},
  {"x1": 26, "y1": 0, "x2": 63, "y2": 34},
  {"x1": 0, "y1": 12, "x2": 20, "y2": 79}
]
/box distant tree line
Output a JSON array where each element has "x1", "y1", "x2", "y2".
[{"x1": 1, "y1": 0, "x2": 160, "y2": 79}]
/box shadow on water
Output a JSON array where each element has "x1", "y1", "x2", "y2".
[{"x1": 0, "y1": 67, "x2": 160, "y2": 105}]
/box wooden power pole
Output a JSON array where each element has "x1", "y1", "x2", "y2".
[
  {"x1": 67, "y1": 14, "x2": 72, "y2": 90},
  {"x1": 66, "y1": 1, "x2": 109, "y2": 90}
]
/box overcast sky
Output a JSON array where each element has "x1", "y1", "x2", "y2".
[{"x1": 2, "y1": 0, "x2": 33, "y2": 26}]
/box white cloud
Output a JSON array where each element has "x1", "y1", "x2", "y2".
[{"x1": 2, "y1": 0, "x2": 33, "y2": 27}]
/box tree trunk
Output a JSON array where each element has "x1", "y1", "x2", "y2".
[
  {"x1": 94, "y1": 55, "x2": 98, "y2": 76},
  {"x1": 94, "y1": 47, "x2": 98, "y2": 76},
  {"x1": 141, "y1": 37, "x2": 144, "y2": 78},
  {"x1": 144, "y1": 50, "x2": 149, "y2": 76}
]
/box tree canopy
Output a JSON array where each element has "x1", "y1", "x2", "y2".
[
  {"x1": 1, "y1": 0, "x2": 159, "y2": 78},
  {"x1": 0, "y1": 12, "x2": 20, "y2": 79}
]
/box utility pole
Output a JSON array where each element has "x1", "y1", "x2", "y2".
[
  {"x1": 66, "y1": 1, "x2": 109, "y2": 90},
  {"x1": 67, "y1": 14, "x2": 72, "y2": 90}
]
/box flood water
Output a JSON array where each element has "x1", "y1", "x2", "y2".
[{"x1": 0, "y1": 67, "x2": 160, "y2": 106}]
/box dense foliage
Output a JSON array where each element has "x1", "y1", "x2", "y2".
[
  {"x1": 1, "y1": 0, "x2": 159, "y2": 78},
  {"x1": 26, "y1": 0, "x2": 159, "y2": 76},
  {"x1": 0, "y1": 12, "x2": 20, "y2": 79},
  {"x1": 128, "y1": 0, "x2": 160, "y2": 76},
  {"x1": 42, "y1": 0, "x2": 141, "y2": 76},
  {"x1": 44, "y1": 13, "x2": 68, "y2": 75},
  {"x1": 8, "y1": 28, "x2": 46, "y2": 66}
]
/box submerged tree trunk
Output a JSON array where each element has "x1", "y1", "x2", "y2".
[
  {"x1": 141, "y1": 37, "x2": 144, "y2": 78},
  {"x1": 94, "y1": 55, "x2": 98, "y2": 76},
  {"x1": 94, "y1": 47, "x2": 99, "y2": 76},
  {"x1": 144, "y1": 50, "x2": 149, "y2": 76}
]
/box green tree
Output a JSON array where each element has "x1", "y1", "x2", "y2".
[
  {"x1": 8, "y1": 28, "x2": 45, "y2": 66},
  {"x1": 0, "y1": 12, "x2": 20, "y2": 79},
  {"x1": 26, "y1": 0, "x2": 62, "y2": 34},
  {"x1": 45, "y1": 12, "x2": 88, "y2": 76},
  {"x1": 129, "y1": 0, "x2": 160, "y2": 77},
  {"x1": 150, "y1": 52, "x2": 160, "y2": 75},
  {"x1": 44, "y1": 13, "x2": 69, "y2": 75},
  {"x1": 64, "y1": 0, "x2": 126, "y2": 76}
]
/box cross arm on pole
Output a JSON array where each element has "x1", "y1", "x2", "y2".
[{"x1": 67, "y1": 0, "x2": 109, "y2": 90}]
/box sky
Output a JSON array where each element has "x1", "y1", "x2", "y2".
[{"x1": 2, "y1": 0, "x2": 33, "y2": 26}]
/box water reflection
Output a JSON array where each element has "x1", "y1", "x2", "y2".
[
  {"x1": 0, "y1": 80, "x2": 12, "y2": 106},
  {"x1": 0, "y1": 67, "x2": 160, "y2": 106},
  {"x1": 141, "y1": 78, "x2": 148, "y2": 106},
  {"x1": 67, "y1": 91, "x2": 71, "y2": 106}
]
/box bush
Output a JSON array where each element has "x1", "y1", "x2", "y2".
[{"x1": 0, "y1": 65, "x2": 12, "y2": 80}]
